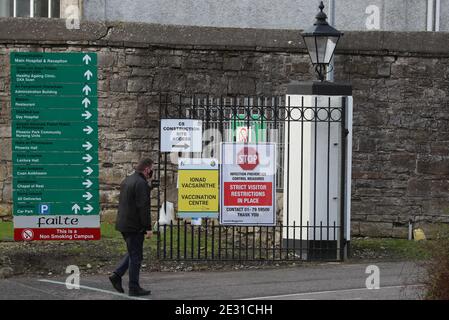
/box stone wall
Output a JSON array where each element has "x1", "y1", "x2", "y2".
[{"x1": 1, "y1": 18, "x2": 449, "y2": 238}]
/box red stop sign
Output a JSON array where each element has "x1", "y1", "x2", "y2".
[{"x1": 237, "y1": 147, "x2": 259, "y2": 170}]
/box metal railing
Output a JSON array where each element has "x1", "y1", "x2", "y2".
[{"x1": 155, "y1": 94, "x2": 346, "y2": 262}]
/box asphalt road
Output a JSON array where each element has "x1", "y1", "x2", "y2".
[{"x1": 0, "y1": 261, "x2": 424, "y2": 300}]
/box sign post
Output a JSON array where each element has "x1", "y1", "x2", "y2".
[
  {"x1": 10, "y1": 52, "x2": 100, "y2": 241},
  {"x1": 220, "y1": 143, "x2": 276, "y2": 226}
]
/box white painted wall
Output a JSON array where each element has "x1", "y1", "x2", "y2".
[{"x1": 82, "y1": 0, "x2": 435, "y2": 31}]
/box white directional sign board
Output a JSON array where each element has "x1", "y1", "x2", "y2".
[{"x1": 160, "y1": 119, "x2": 203, "y2": 152}]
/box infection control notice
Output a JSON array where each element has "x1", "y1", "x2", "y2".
[{"x1": 220, "y1": 143, "x2": 276, "y2": 226}]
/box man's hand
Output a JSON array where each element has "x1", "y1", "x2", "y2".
[{"x1": 145, "y1": 231, "x2": 153, "y2": 239}]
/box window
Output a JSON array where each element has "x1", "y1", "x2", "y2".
[
  {"x1": 34, "y1": 0, "x2": 49, "y2": 17},
  {"x1": 0, "y1": 0, "x2": 61, "y2": 18},
  {"x1": 0, "y1": 1, "x2": 13, "y2": 17},
  {"x1": 16, "y1": 0, "x2": 30, "y2": 17}
]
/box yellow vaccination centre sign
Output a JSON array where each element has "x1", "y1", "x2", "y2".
[{"x1": 178, "y1": 158, "x2": 219, "y2": 218}]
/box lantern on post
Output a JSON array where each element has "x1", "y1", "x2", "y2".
[
  {"x1": 301, "y1": 1, "x2": 343, "y2": 81},
  {"x1": 282, "y1": 1, "x2": 353, "y2": 261}
]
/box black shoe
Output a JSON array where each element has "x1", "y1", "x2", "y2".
[
  {"x1": 109, "y1": 273, "x2": 125, "y2": 293},
  {"x1": 129, "y1": 287, "x2": 151, "y2": 297}
]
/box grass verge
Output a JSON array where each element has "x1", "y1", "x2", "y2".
[{"x1": 351, "y1": 237, "x2": 429, "y2": 261}]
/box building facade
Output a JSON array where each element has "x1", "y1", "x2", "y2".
[
  {"x1": 0, "y1": 0, "x2": 447, "y2": 31},
  {"x1": 82, "y1": 0, "x2": 445, "y2": 31}
]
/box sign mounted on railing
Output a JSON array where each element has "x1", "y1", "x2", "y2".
[
  {"x1": 177, "y1": 158, "x2": 219, "y2": 218},
  {"x1": 220, "y1": 143, "x2": 276, "y2": 226},
  {"x1": 160, "y1": 119, "x2": 203, "y2": 152}
]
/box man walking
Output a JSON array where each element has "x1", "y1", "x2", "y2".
[{"x1": 109, "y1": 158, "x2": 154, "y2": 296}]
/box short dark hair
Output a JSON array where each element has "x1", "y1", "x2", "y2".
[{"x1": 136, "y1": 158, "x2": 154, "y2": 172}]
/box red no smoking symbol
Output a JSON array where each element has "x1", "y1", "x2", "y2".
[{"x1": 22, "y1": 229, "x2": 34, "y2": 241}]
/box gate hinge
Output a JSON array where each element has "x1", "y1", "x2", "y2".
[{"x1": 344, "y1": 129, "x2": 349, "y2": 137}]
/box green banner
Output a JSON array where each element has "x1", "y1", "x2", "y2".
[
  {"x1": 13, "y1": 201, "x2": 100, "y2": 216},
  {"x1": 11, "y1": 65, "x2": 97, "y2": 84},
  {"x1": 12, "y1": 96, "x2": 98, "y2": 109},
  {"x1": 12, "y1": 139, "x2": 98, "y2": 153},
  {"x1": 11, "y1": 52, "x2": 98, "y2": 67},
  {"x1": 13, "y1": 152, "x2": 99, "y2": 166},
  {"x1": 12, "y1": 108, "x2": 98, "y2": 122},
  {"x1": 13, "y1": 177, "x2": 99, "y2": 190},
  {"x1": 13, "y1": 164, "x2": 98, "y2": 178},
  {"x1": 13, "y1": 189, "x2": 99, "y2": 204}
]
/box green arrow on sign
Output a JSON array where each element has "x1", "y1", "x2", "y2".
[
  {"x1": 10, "y1": 52, "x2": 98, "y2": 66},
  {"x1": 13, "y1": 177, "x2": 99, "y2": 190},
  {"x1": 12, "y1": 139, "x2": 98, "y2": 153},
  {"x1": 12, "y1": 108, "x2": 98, "y2": 122},
  {"x1": 11, "y1": 65, "x2": 97, "y2": 84},
  {"x1": 11, "y1": 96, "x2": 98, "y2": 109},
  {"x1": 13, "y1": 202, "x2": 100, "y2": 216},
  {"x1": 12, "y1": 122, "x2": 98, "y2": 139},
  {"x1": 13, "y1": 189, "x2": 99, "y2": 203},
  {"x1": 11, "y1": 83, "x2": 98, "y2": 97},
  {"x1": 13, "y1": 164, "x2": 98, "y2": 178},
  {"x1": 13, "y1": 152, "x2": 99, "y2": 165}
]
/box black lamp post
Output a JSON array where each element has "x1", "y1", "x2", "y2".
[
  {"x1": 285, "y1": 2, "x2": 352, "y2": 262},
  {"x1": 301, "y1": 1, "x2": 343, "y2": 81}
]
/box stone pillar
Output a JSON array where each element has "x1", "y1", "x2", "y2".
[{"x1": 282, "y1": 81, "x2": 353, "y2": 260}]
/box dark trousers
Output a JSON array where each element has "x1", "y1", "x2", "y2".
[{"x1": 114, "y1": 232, "x2": 144, "y2": 290}]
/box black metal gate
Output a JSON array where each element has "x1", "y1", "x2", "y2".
[{"x1": 155, "y1": 94, "x2": 348, "y2": 262}]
